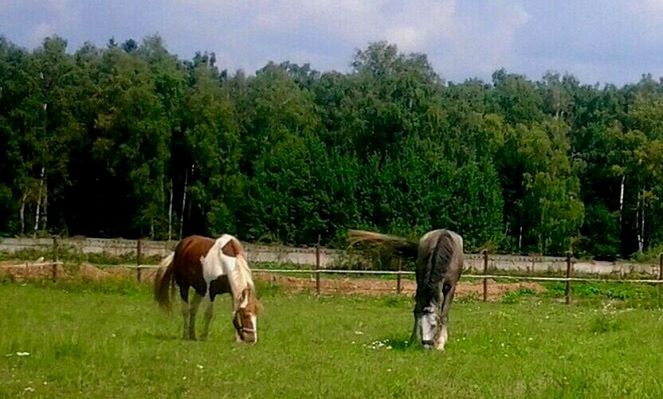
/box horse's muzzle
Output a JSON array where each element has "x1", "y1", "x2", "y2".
[
  {"x1": 241, "y1": 329, "x2": 257, "y2": 343},
  {"x1": 422, "y1": 339, "x2": 435, "y2": 350}
]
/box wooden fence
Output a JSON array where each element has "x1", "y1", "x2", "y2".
[{"x1": 4, "y1": 239, "x2": 663, "y2": 304}]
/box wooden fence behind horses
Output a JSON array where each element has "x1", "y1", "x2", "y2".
[{"x1": 2, "y1": 237, "x2": 663, "y2": 305}]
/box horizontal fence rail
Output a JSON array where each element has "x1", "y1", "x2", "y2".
[
  {"x1": 10, "y1": 263, "x2": 663, "y2": 284},
  {"x1": 2, "y1": 236, "x2": 661, "y2": 276},
  {"x1": 1, "y1": 237, "x2": 662, "y2": 303}
]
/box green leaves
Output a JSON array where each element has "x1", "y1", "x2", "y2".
[{"x1": 1, "y1": 36, "x2": 663, "y2": 257}]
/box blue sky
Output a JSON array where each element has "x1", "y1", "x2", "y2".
[{"x1": 2, "y1": 0, "x2": 663, "y2": 85}]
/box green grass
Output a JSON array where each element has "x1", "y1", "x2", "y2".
[{"x1": 2, "y1": 281, "x2": 663, "y2": 398}]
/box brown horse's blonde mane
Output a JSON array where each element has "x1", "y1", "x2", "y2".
[
  {"x1": 235, "y1": 257, "x2": 262, "y2": 314},
  {"x1": 220, "y1": 237, "x2": 259, "y2": 312}
]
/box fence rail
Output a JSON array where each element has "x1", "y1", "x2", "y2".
[
  {"x1": 3, "y1": 235, "x2": 661, "y2": 275},
  {"x1": 4, "y1": 250, "x2": 663, "y2": 304}
]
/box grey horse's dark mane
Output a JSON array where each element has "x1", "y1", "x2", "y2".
[
  {"x1": 427, "y1": 231, "x2": 454, "y2": 286},
  {"x1": 421, "y1": 231, "x2": 457, "y2": 301}
]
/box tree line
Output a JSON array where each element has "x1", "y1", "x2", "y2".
[{"x1": 1, "y1": 35, "x2": 662, "y2": 259}]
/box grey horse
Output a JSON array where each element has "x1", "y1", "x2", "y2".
[{"x1": 349, "y1": 229, "x2": 464, "y2": 350}]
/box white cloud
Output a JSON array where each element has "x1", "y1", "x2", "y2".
[
  {"x1": 177, "y1": 0, "x2": 456, "y2": 50},
  {"x1": 172, "y1": 0, "x2": 530, "y2": 80},
  {"x1": 3, "y1": 0, "x2": 663, "y2": 84}
]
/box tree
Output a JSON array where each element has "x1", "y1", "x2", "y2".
[
  {"x1": 181, "y1": 63, "x2": 242, "y2": 237},
  {"x1": 92, "y1": 46, "x2": 170, "y2": 238}
]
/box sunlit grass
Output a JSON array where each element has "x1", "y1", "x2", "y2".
[{"x1": 2, "y1": 281, "x2": 663, "y2": 398}]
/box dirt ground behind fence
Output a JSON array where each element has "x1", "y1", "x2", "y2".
[{"x1": 0, "y1": 261, "x2": 544, "y2": 301}]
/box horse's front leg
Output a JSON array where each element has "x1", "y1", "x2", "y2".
[
  {"x1": 435, "y1": 321, "x2": 448, "y2": 351},
  {"x1": 434, "y1": 285, "x2": 456, "y2": 351},
  {"x1": 199, "y1": 296, "x2": 214, "y2": 341},
  {"x1": 409, "y1": 312, "x2": 421, "y2": 346},
  {"x1": 187, "y1": 293, "x2": 203, "y2": 340}
]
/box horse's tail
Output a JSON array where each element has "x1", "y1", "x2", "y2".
[
  {"x1": 154, "y1": 252, "x2": 175, "y2": 311},
  {"x1": 348, "y1": 229, "x2": 419, "y2": 260}
]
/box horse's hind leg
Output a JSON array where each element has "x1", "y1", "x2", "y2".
[
  {"x1": 199, "y1": 297, "x2": 214, "y2": 341},
  {"x1": 181, "y1": 299, "x2": 189, "y2": 340},
  {"x1": 179, "y1": 285, "x2": 190, "y2": 340},
  {"x1": 187, "y1": 293, "x2": 203, "y2": 340}
]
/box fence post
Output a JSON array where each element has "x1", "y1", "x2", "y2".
[
  {"x1": 396, "y1": 259, "x2": 402, "y2": 295},
  {"x1": 52, "y1": 236, "x2": 59, "y2": 282},
  {"x1": 315, "y1": 235, "x2": 321, "y2": 295},
  {"x1": 136, "y1": 239, "x2": 142, "y2": 283},
  {"x1": 565, "y1": 252, "x2": 572, "y2": 305},
  {"x1": 483, "y1": 249, "x2": 488, "y2": 302}
]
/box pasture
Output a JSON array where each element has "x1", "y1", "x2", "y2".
[{"x1": 2, "y1": 280, "x2": 663, "y2": 398}]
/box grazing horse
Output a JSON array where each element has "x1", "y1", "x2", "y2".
[
  {"x1": 154, "y1": 234, "x2": 261, "y2": 342},
  {"x1": 349, "y1": 229, "x2": 464, "y2": 350}
]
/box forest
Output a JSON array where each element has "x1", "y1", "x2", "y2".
[{"x1": 1, "y1": 35, "x2": 662, "y2": 259}]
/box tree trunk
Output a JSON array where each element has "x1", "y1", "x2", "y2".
[
  {"x1": 42, "y1": 179, "x2": 48, "y2": 231},
  {"x1": 168, "y1": 179, "x2": 174, "y2": 241},
  {"x1": 34, "y1": 166, "x2": 45, "y2": 237},
  {"x1": 179, "y1": 168, "x2": 189, "y2": 240},
  {"x1": 619, "y1": 175, "x2": 625, "y2": 225},
  {"x1": 636, "y1": 187, "x2": 644, "y2": 254},
  {"x1": 20, "y1": 191, "x2": 27, "y2": 235},
  {"x1": 640, "y1": 188, "x2": 646, "y2": 253}
]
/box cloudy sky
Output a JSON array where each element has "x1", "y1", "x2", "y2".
[{"x1": 2, "y1": 0, "x2": 663, "y2": 85}]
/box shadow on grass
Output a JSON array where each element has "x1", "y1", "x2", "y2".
[
  {"x1": 372, "y1": 334, "x2": 416, "y2": 352},
  {"x1": 143, "y1": 331, "x2": 182, "y2": 341}
]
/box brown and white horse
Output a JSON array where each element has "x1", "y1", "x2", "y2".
[
  {"x1": 349, "y1": 229, "x2": 464, "y2": 350},
  {"x1": 154, "y1": 234, "x2": 261, "y2": 342}
]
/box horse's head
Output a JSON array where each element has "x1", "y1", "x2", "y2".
[
  {"x1": 416, "y1": 303, "x2": 442, "y2": 350},
  {"x1": 414, "y1": 281, "x2": 454, "y2": 350},
  {"x1": 233, "y1": 287, "x2": 260, "y2": 343}
]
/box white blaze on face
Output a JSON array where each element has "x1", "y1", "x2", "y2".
[
  {"x1": 419, "y1": 305, "x2": 438, "y2": 348},
  {"x1": 251, "y1": 315, "x2": 258, "y2": 343}
]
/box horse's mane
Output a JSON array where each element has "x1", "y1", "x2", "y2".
[
  {"x1": 215, "y1": 236, "x2": 254, "y2": 300},
  {"x1": 233, "y1": 253, "x2": 254, "y2": 291},
  {"x1": 422, "y1": 230, "x2": 463, "y2": 288},
  {"x1": 230, "y1": 241, "x2": 261, "y2": 313}
]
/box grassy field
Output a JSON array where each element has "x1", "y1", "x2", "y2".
[{"x1": 2, "y1": 280, "x2": 663, "y2": 398}]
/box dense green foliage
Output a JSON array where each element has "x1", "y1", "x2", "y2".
[
  {"x1": 2, "y1": 283, "x2": 663, "y2": 398},
  {"x1": 2, "y1": 35, "x2": 663, "y2": 257}
]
